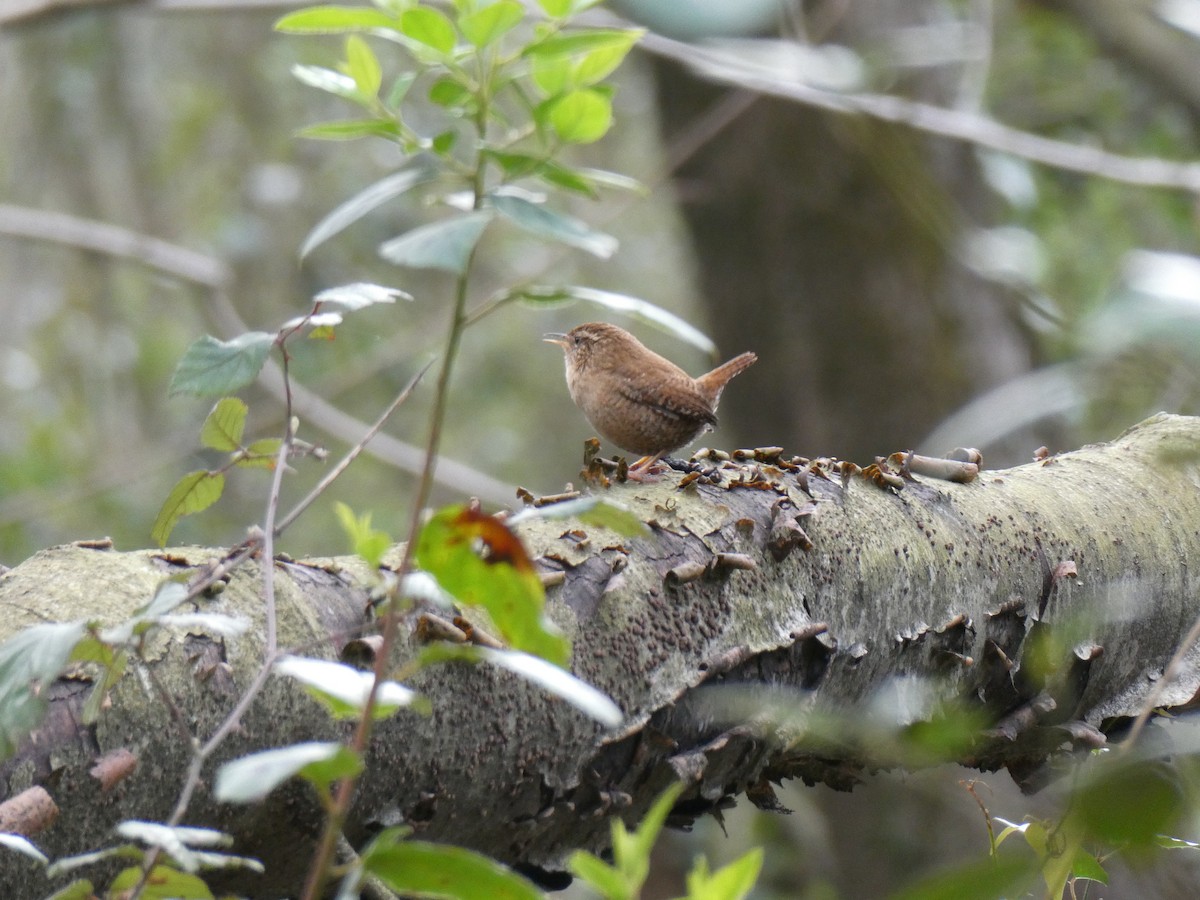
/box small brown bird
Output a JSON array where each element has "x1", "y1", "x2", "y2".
[{"x1": 545, "y1": 322, "x2": 757, "y2": 478}]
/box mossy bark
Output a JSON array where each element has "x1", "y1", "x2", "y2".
[{"x1": 2, "y1": 414, "x2": 1199, "y2": 897}]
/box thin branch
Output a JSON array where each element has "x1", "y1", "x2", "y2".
[
  {"x1": 635, "y1": 30, "x2": 1200, "y2": 195},
  {"x1": 276, "y1": 357, "x2": 435, "y2": 534}
]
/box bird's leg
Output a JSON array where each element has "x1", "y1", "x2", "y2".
[{"x1": 626, "y1": 453, "x2": 666, "y2": 482}]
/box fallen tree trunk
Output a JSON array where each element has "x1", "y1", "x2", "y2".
[{"x1": 2, "y1": 413, "x2": 1199, "y2": 897}]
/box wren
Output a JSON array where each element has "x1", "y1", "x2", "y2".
[{"x1": 545, "y1": 322, "x2": 757, "y2": 478}]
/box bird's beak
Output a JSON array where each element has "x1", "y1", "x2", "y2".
[{"x1": 543, "y1": 333, "x2": 569, "y2": 348}]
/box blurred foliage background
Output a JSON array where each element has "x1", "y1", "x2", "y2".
[{"x1": 3, "y1": 0, "x2": 1200, "y2": 896}]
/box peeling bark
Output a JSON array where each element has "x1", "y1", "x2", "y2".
[{"x1": 2, "y1": 414, "x2": 1200, "y2": 897}]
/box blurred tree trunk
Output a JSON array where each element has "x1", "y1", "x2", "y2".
[{"x1": 650, "y1": 4, "x2": 1033, "y2": 462}]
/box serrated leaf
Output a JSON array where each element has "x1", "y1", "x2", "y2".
[
  {"x1": 301, "y1": 164, "x2": 434, "y2": 259},
  {"x1": 275, "y1": 5, "x2": 400, "y2": 34},
  {"x1": 511, "y1": 284, "x2": 718, "y2": 356},
  {"x1": 0, "y1": 832, "x2": 48, "y2": 864},
  {"x1": 379, "y1": 211, "x2": 493, "y2": 274},
  {"x1": 110, "y1": 865, "x2": 214, "y2": 900},
  {"x1": 363, "y1": 834, "x2": 542, "y2": 900},
  {"x1": 415, "y1": 505, "x2": 568, "y2": 665},
  {"x1": 151, "y1": 471, "x2": 225, "y2": 547},
  {"x1": 345, "y1": 35, "x2": 382, "y2": 97},
  {"x1": 545, "y1": 88, "x2": 612, "y2": 143},
  {"x1": 214, "y1": 742, "x2": 362, "y2": 803},
  {"x1": 458, "y1": 0, "x2": 524, "y2": 47},
  {"x1": 275, "y1": 655, "x2": 417, "y2": 719},
  {"x1": 298, "y1": 119, "x2": 403, "y2": 141},
  {"x1": 480, "y1": 648, "x2": 622, "y2": 726},
  {"x1": 200, "y1": 397, "x2": 248, "y2": 452},
  {"x1": 400, "y1": 6, "x2": 457, "y2": 53},
  {"x1": 490, "y1": 193, "x2": 616, "y2": 257},
  {"x1": 169, "y1": 332, "x2": 274, "y2": 398},
  {"x1": 315, "y1": 282, "x2": 412, "y2": 310}
]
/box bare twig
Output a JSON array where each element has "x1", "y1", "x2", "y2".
[
  {"x1": 637, "y1": 30, "x2": 1200, "y2": 195},
  {"x1": 276, "y1": 357, "x2": 435, "y2": 534}
]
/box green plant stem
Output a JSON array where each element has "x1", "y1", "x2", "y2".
[{"x1": 299, "y1": 136, "x2": 489, "y2": 900}]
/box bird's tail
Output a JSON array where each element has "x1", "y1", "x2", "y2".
[{"x1": 697, "y1": 351, "x2": 757, "y2": 403}]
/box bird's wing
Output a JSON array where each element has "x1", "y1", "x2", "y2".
[{"x1": 617, "y1": 376, "x2": 717, "y2": 426}]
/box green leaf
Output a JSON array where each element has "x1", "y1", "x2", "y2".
[
  {"x1": 621, "y1": 784, "x2": 682, "y2": 879},
  {"x1": 529, "y1": 54, "x2": 572, "y2": 96},
  {"x1": 301, "y1": 164, "x2": 434, "y2": 259},
  {"x1": 200, "y1": 397, "x2": 248, "y2": 452},
  {"x1": 415, "y1": 505, "x2": 568, "y2": 665},
  {"x1": 169, "y1": 332, "x2": 274, "y2": 398},
  {"x1": 508, "y1": 495, "x2": 647, "y2": 538},
  {"x1": 509, "y1": 285, "x2": 718, "y2": 356},
  {"x1": 298, "y1": 119, "x2": 403, "y2": 141},
  {"x1": 214, "y1": 742, "x2": 363, "y2": 803},
  {"x1": 237, "y1": 438, "x2": 284, "y2": 469},
  {"x1": 428, "y1": 76, "x2": 475, "y2": 111},
  {"x1": 535, "y1": 0, "x2": 572, "y2": 17},
  {"x1": 110, "y1": 866, "x2": 214, "y2": 900},
  {"x1": 574, "y1": 41, "x2": 637, "y2": 86},
  {"x1": 362, "y1": 833, "x2": 542, "y2": 900},
  {"x1": 335, "y1": 501, "x2": 392, "y2": 569},
  {"x1": 431, "y1": 130, "x2": 458, "y2": 155},
  {"x1": 1070, "y1": 850, "x2": 1108, "y2": 885},
  {"x1": 151, "y1": 471, "x2": 225, "y2": 547},
  {"x1": 479, "y1": 648, "x2": 622, "y2": 726},
  {"x1": 345, "y1": 35, "x2": 382, "y2": 97},
  {"x1": 890, "y1": 856, "x2": 1035, "y2": 900},
  {"x1": 275, "y1": 5, "x2": 400, "y2": 34},
  {"x1": 684, "y1": 848, "x2": 763, "y2": 900},
  {"x1": 1074, "y1": 761, "x2": 1184, "y2": 848},
  {"x1": 568, "y1": 851, "x2": 627, "y2": 900},
  {"x1": 490, "y1": 192, "x2": 616, "y2": 257},
  {"x1": 379, "y1": 211, "x2": 493, "y2": 274},
  {"x1": 386, "y1": 71, "x2": 418, "y2": 107},
  {"x1": 526, "y1": 29, "x2": 641, "y2": 61},
  {"x1": 400, "y1": 6, "x2": 457, "y2": 54},
  {"x1": 0, "y1": 620, "x2": 90, "y2": 758},
  {"x1": 42, "y1": 880, "x2": 95, "y2": 900},
  {"x1": 458, "y1": 0, "x2": 524, "y2": 47},
  {"x1": 0, "y1": 832, "x2": 48, "y2": 865},
  {"x1": 275, "y1": 654, "x2": 418, "y2": 720},
  {"x1": 545, "y1": 88, "x2": 612, "y2": 143}
]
